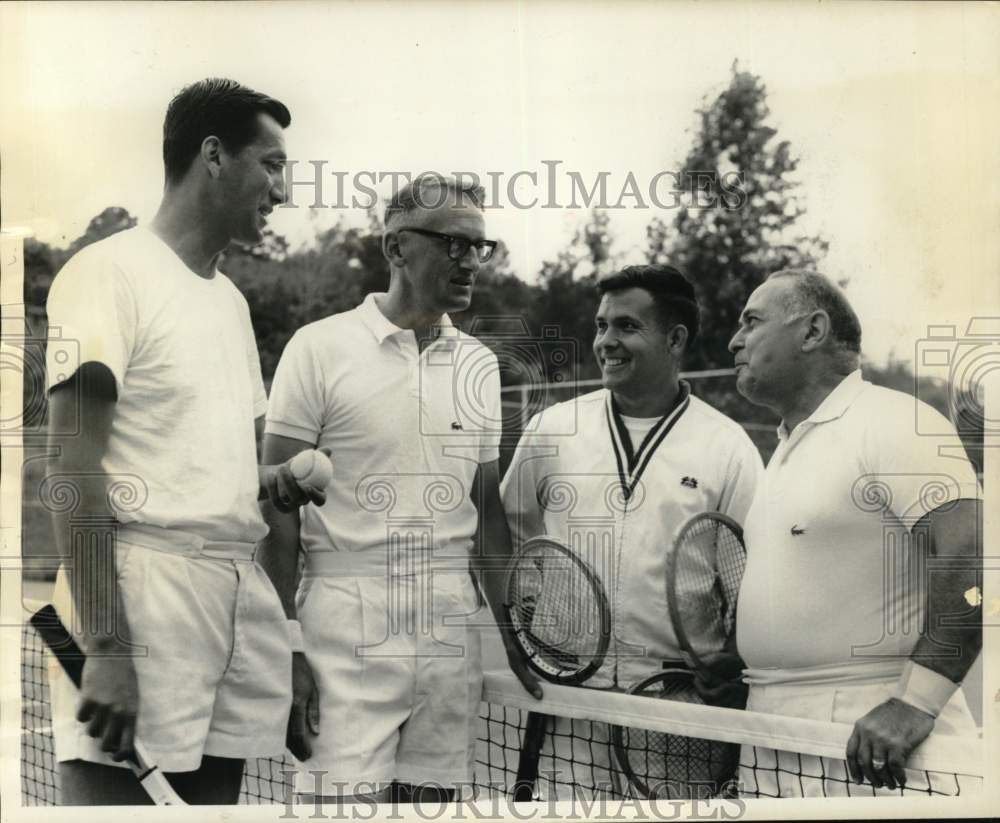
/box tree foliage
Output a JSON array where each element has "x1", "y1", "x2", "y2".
[
  {"x1": 666, "y1": 63, "x2": 828, "y2": 371},
  {"x1": 21, "y1": 67, "x2": 975, "y2": 467}
]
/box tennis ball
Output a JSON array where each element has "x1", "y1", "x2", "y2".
[{"x1": 290, "y1": 450, "x2": 334, "y2": 490}]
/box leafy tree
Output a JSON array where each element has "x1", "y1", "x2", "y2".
[
  {"x1": 67, "y1": 207, "x2": 138, "y2": 257},
  {"x1": 530, "y1": 209, "x2": 617, "y2": 381},
  {"x1": 663, "y1": 63, "x2": 828, "y2": 372}
]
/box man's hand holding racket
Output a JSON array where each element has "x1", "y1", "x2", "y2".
[
  {"x1": 77, "y1": 643, "x2": 140, "y2": 763},
  {"x1": 667, "y1": 511, "x2": 748, "y2": 710},
  {"x1": 498, "y1": 617, "x2": 544, "y2": 701},
  {"x1": 259, "y1": 448, "x2": 334, "y2": 512}
]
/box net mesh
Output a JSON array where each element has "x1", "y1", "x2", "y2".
[{"x1": 20, "y1": 624, "x2": 981, "y2": 805}]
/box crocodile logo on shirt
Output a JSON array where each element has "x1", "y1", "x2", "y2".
[
  {"x1": 450, "y1": 421, "x2": 464, "y2": 431},
  {"x1": 681, "y1": 476, "x2": 698, "y2": 489},
  {"x1": 790, "y1": 524, "x2": 806, "y2": 536}
]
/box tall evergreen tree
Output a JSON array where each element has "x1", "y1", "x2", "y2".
[{"x1": 665, "y1": 63, "x2": 828, "y2": 371}]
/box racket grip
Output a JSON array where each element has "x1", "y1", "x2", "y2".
[{"x1": 30, "y1": 605, "x2": 85, "y2": 687}]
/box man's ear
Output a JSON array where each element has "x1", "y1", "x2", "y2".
[
  {"x1": 200, "y1": 135, "x2": 224, "y2": 180},
  {"x1": 801, "y1": 310, "x2": 832, "y2": 352},
  {"x1": 668, "y1": 323, "x2": 690, "y2": 355},
  {"x1": 383, "y1": 230, "x2": 405, "y2": 266}
]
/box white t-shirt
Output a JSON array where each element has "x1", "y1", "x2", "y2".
[
  {"x1": 501, "y1": 385, "x2": 764, "y2": 688},
  {"x1": 738, "y1": 370, "x2": 982, "y2": 677},
  {"x1": 265, "y1": 293, "x2": 501, "y2": 562},
  {"x1": 44, "y1": 227, "x2": 268, "y2": 544}
]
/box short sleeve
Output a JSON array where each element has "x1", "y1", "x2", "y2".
[
  {"x1": 45, "y1": 248, "x2": 137, "y2": 394},
  {"x1": 499, "y1": 413, "x2": 549, "y2": 549},
  {"x1": 264, "y1": 330, "x2": 324, "y2": 444},
  {"x1": 869, "y1": 396, "x2": 981, "y2": 524},
  {"x1": 717, "y1": 429, "x2": 765, "y2": 525},
  {"x1": 243, "y1": 311, "x2": 267, "y2": 419},
  {"x1": 478, "y1": 352, "x2": 502, "y2": 464}
]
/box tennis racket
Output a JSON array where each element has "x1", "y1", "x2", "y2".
[
  {"x1": 29, "y1": 604, "x2": 187, "y2": 806},
  {"x1": 503, "y1": 536, "x2": 611, "y2": 801},
  {"x1": 504, "y1": 535, "x2": 611, "y2": 686},
  {"x1": 666, "y1": 512, "x2": 746, "y2": 688},
  {"x1": 610, "y1": 669, "x2": 739, "y2": 799}
]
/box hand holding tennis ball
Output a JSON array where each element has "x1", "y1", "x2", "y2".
[
  {"x1": 290, "y1": 449, "x2": 334, "y2": 490},
  {"x1": 259, "y1": 448, "x2": 334, "y2": 512}
]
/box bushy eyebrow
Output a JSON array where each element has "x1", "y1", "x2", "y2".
[{"x1": 595, "y1": 312, "x2": 643, "y2": 325}]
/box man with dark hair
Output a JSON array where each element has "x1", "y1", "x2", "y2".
[
  {"x1": 258, "y1": 173, "x2": 537, "y2": 806},
  {"x1": 501, "y1": 263, "x2": 762, "y2": 796},
  {"x1": 45, "y1": 78, "x2": 320, "y2": 805},
  {"x1": 729, "y1": 270, "x2": 981, "y2": 796}
]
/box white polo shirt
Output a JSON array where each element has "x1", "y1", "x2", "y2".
[
  {"x1": 44, "y1": 227, "x2": 268, "y2": 544},
  {"x1": 737, "y1": 370, "x2": 981, "y2": 680},
  {"x1": 501, "y1": 385, "x2": 763, "y2": 689},
  {"x1": 265, "y1": 293, "x2": 501, "y2": 565}
]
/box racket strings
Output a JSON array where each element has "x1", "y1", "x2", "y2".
[
  {"x1": 508, "y1": 543, "x2": 608, "y2": 677},
  {"x1": 672, "y1": 517, "x2": 745, "y2": 656},
  {"x1": 615, "y1": 674, "x2": 739, "y2": 799}
]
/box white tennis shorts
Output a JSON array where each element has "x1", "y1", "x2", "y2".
[
  {"x1": 292, "y1": 563, "x2": 483, "y2": 796},
  {"x1": 49, "y1": 530, "x2": 292, "y2": 773}
]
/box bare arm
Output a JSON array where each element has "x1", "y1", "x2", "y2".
[
  {"x1": 847, "y1": 498, "x2": 982, "y2": 788},
  {"x1": 256, "y1": 417, "x2": 329, "y2": 512},
  {"x1": 258, "y1": 431, "x2": 320, "y2": 759},
  {"x1": 47, "y1": 362, "x2": 138, "y2": 761},
  {"x1": 471, "y1": 461, "x2": 542, "y2": 699}
]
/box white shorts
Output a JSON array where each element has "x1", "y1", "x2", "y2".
[
  {"x1": 740, "y1": 678, "x2": 978, "y2": 797},
  {"x1": 49, "y1": 530, "x2": 292, "y2": 773},
  {"x1": 292, "y1": 563, "x2": 483, "y2": 795}
]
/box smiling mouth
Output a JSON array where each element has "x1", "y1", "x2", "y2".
[{"x1": 603, "y1": 357, "x2": 629, "y2": 370}]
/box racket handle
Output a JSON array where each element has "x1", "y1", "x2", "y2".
[
  {"x1": 132, "y1": 742, "x2": 184, "y2": 805},
  {"x1": 29, "y1": 605, "x2": 188, "y2": 805}
]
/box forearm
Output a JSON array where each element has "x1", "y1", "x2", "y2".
[
  {"x1": 257, "y1": 503, "x2": 303, "y2": 619},
  {"x1": 474, "y1": 513, "x2": 514, "y2": 626},
  {"x1": 47, "y1": 371, "x2": 129, "y2": 653},
  {"x1": 910, "y1": 499, "x2": 982, "y2": 684},
  {"x1": 259, "y1": 432, "x2": 316, "y2": 616}
]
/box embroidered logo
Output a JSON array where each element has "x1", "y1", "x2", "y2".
[
  {"x1": 681, "y1": 476, "x2": 698, "y2": 489},
  {"x1": 790, "y1": 525, "x2": 806, "y2": 536},
  {"x1": 450, "y1": 421, "x2": 464, "y2": 431}
]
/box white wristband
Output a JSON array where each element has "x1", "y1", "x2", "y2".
[
  {"x1": 893, "y1": 660, "x2": 958, "y2": 718},
  {"x1": 287, "y1": 619, "x2": 305, "y2": 653}
]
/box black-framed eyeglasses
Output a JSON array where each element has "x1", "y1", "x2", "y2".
[{"x1": 397, "y1": 228, "x2": 498, "y2": 263}]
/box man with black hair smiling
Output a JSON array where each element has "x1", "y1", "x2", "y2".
[{"x1": 501, "y1": 264, "x2": 762, "y2": 793}]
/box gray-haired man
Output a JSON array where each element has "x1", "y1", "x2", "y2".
[
  {"x1": 729, "y1": 269, "x2": 981, "y2": 796},
  {"x1": 258, "y1": 175, "x2": 540, "y2": 805}
]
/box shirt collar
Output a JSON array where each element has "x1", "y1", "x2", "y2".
[
  {"x1": 777, "y1": 369, "x2": 866, "y2": 440},
  {"x1": 357, "y1": 292, "x2": 455, "y2": 346}
]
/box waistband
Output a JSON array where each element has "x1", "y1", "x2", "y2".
[
  {"x1": 743, "y1": 659, "x2": 906, "y2": 687},
  {"x1": 118, "y1": 523, "x2": 257, "y2": 562},
  {"x1": 303, "y1": 549, "x2": 471, "y2": 578}
]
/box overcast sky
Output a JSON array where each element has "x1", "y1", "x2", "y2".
[{"x1": 2, "y1": 0, "x2": 998, "y2": 367}]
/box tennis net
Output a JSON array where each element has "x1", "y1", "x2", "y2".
[{"x1": 20, "y1": 622, "x2": 982, "y2": 805}]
